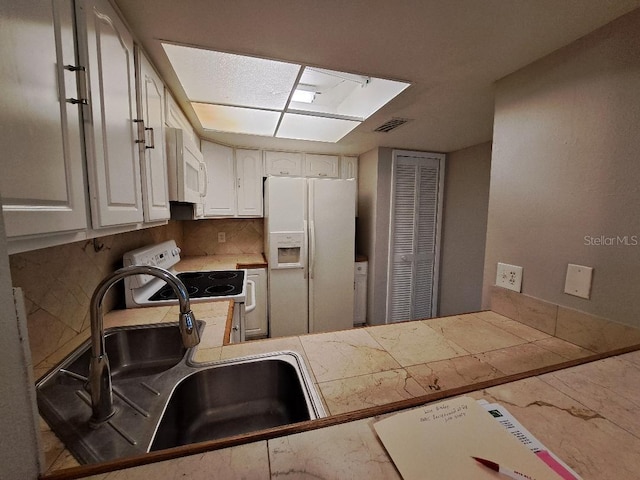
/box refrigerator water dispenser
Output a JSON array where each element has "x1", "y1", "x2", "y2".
[{"x1": 269, "y1": 232, "x2": 305, "y2": 269}]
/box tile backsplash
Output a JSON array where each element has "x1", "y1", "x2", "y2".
[
  {"x1": 490, "y1": 285, "x2": 640, "y2": 353},
  {"x1": 9, "y1": 218, "x2": 264, "y2": 378},
  {"x1": 9, "y1": 222, "x2": 182, "y2": 370},
  {"x1": 181, "y1": 218, "x2": 263, "y2": 255}
]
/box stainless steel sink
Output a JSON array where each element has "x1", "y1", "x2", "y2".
[
  {"x1": 150, "y1": 353, "x2": 325, "y2": 450},
  {"x1": 63, "y1": 323, "x2": 188, "y2": 380},
  {"x1": 37, "y1": 324, "x2": 325, "y2": 464}
]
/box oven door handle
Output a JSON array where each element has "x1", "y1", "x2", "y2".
[{"x1": 245, "y1": 279, "x2": 256, "y2": 314}]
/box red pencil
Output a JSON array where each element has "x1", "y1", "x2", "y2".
[{"x1": 472, "y1": 456, "x2": 536, "y2": 480}]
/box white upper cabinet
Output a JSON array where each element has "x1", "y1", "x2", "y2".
[
  {"x1": 202, "y1": 141, "x2": 236, "y2": 217},
  {"x1": 137, "y1": 51, "x2": 170, "y2": 222},
  {"x1": 304, "y1": 154, "x2": 339, "y2": 178},
  {"x1": 1, "y1": 0, "x2": 88, "y2": 238},
  {"x1": 236, "y1": 149, "x2": 263, "y2": 217},
  {"x1": 201, "y1": 143, "x2": 263, "y2": 218},
  {"x1": 165, "y1": 92, "x2": 197, "y2": 143},
  {"x1": 78, "y1": 0, "x2": 143, "y2": 228},
  {"x1": 340, "y1": 156, "x2": 358, "y2": 180},
  {"x1": 264, "y1": 151, "x2": 303, "y2": 177}
]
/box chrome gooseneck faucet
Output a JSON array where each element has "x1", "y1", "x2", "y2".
[{"x1": 88, "y1": 265, "x2": 200, "y2": 427}]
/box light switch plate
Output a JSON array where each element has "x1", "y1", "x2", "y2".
[
  {"x1": 564, "y1": 264, "x2": 593, "y2": 299},
  {"x1": 496, "y1": 263, "x2": 523, "y2": 292}
]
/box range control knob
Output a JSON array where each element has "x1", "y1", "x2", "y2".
[{"x1": 172, "y1": 247, "x2": 181, "y2": 257}]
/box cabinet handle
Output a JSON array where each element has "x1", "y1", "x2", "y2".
[
  {"x1": 133, "y1": 119, "x2": 145, "y2": 144},
  {"x1": 66, "y1": 98, "x2": 87, "y2": 105},
  {"x1": 64, "y1": 64, "x2": 85, "y2": 72},
  {"x1": 279, "y1": 170, "x2": 289, "y2": 175},
  {"x1": 237, "y1": 178, "x2": 241, "y2": 189},
  {"x1": 144, "y1": 127, "x2": 155, "y2": 149},
  {"x1": 64, "y1": 65, "x2": 87, "y2": 105}
]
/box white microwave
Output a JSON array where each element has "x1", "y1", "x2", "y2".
[{"x1": 166, "y1": 128, "x2": 207, "y2": 204}]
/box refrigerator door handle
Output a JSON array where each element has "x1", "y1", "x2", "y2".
[
  {"x1": 303, "y1": 220, "x2": 309, "y2": 279},
  {"x1": 309, "y1": 220, "x2": 316, "y2": 279}
]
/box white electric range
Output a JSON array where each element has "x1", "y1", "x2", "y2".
[{"x1": 122, "y1": 240, "x2": 254, "y2": 342}]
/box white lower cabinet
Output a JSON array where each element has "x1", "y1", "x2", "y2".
[{"x1": 245, "y1": 268, "x2": 268, "y2": 339}]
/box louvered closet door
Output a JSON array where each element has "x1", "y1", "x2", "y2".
[{"x1": 388, "y1": 154, "x2": 441, "y2": 322}]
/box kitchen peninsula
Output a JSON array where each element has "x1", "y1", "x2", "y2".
[{"x1": 37, "y1": 258, "x2": 640, "y2": 480}]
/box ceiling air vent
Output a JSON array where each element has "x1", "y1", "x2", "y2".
[{"x1": 373, "y1": 117, "x2": 411, "y2": 133}]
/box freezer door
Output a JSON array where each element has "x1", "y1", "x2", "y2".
[
  {"x1": 308, "y1": 179, "x2": 356, "y2": 333},
  {"x1": 268, "y1": 268, "x2": 309, "y2": 337},
  {"x1": 265, "y1": 176, "x2": 309, "y2": 337}
]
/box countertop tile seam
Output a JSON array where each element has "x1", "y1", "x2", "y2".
[{"x1": 314, "y1": 366, "x2": 416, "y2": 385}]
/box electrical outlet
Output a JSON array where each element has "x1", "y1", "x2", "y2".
[
  {"x1": 217, "y1": 232, "x2": 226, "y2": 243},
  {"x1": 496, "y1": 263, "x2": 523, "y2": 292}
]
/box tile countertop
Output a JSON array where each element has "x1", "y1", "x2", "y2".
[
  {"x1": 43, "y1": 255, "x2": 640, "y2": 479},
  {"x1": 72, "y1": 349, "x2": 640, "y2": 480}
]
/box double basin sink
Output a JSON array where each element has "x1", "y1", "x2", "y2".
[{"x1": 36, "y1": 323, "x2": 326, "y2": 464}]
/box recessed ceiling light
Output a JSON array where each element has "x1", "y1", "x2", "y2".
[
  {"x1": 291, "y1": 89, "x2": 316, "y2": 104},
  {"x1": 162, "y1": 43, "x2": 410, "y2": 143}
]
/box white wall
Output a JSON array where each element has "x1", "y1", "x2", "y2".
[
  {"x1": 0, "y1": 208, "x2": 41, "y2": 479},
  {"x1": 439, "y1": 142, "x2": 491, "y2": 316},
  {"x1": 483, "y1": 9, "x2": 640, "y2": 326}
]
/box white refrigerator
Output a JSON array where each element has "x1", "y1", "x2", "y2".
[{"x1": 265, "y1": 176, "x2": 356, "y2": 337}]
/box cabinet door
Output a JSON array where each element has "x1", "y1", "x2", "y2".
[
  {"x1": 137, "y1": 52, "x2": 170, "y2": 222},
  {"x1": 245, "y1": 269, "x2": 268, "y2": 339},
  {"x1": 304, "y1": 154, "x2": 339, "y2": 178},
  {"x1": 202, "y1": 141, "x2": 236, "y2": 216},
  {"x1": 1, "y1": 0, "x2": 87, "y2": 237},
  {"x1": 340, "y1": 156, "x2": 358, "y2": 180},
  {"x1": 264, "y1": 151, "x2": 303, "y2": 177},
  {"x1": 165, "y1": 92, "x2": 197, "y2": 143},
  {"x1": 78, "y1": 0, "x2": 143, "y2": 228},
  {"x1": 236, "y1": 149, "x2": 263, "y2": 217}
]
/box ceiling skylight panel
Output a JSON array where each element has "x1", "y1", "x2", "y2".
[
  {"x1": 192, "y1": 103, "x2": 281, "y2": 136},
  {"x1": 162, "y1": 43, "x2": 301, "y2": 110},
  {"x1": 277, "y1": 113, "x2": 361, "y2": 143}
]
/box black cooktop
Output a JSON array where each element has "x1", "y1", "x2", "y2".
[{"x1": 148, "y1": 270, "x2": 245, "y2": 301}]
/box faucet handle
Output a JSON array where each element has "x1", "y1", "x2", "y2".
[{"x1": 179, "y1": 310, "x2": 200, "y2": 348}]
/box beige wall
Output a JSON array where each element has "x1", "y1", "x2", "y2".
[
  {"x1": 439, "y1": 142, "x2": 492, "y2": 316},
  {"x1": 357, "y1": 147, "x2": 393, "y2": 326},
  {"x1": 483, "y1": 9, "x2": 640, "y2": 327}
]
